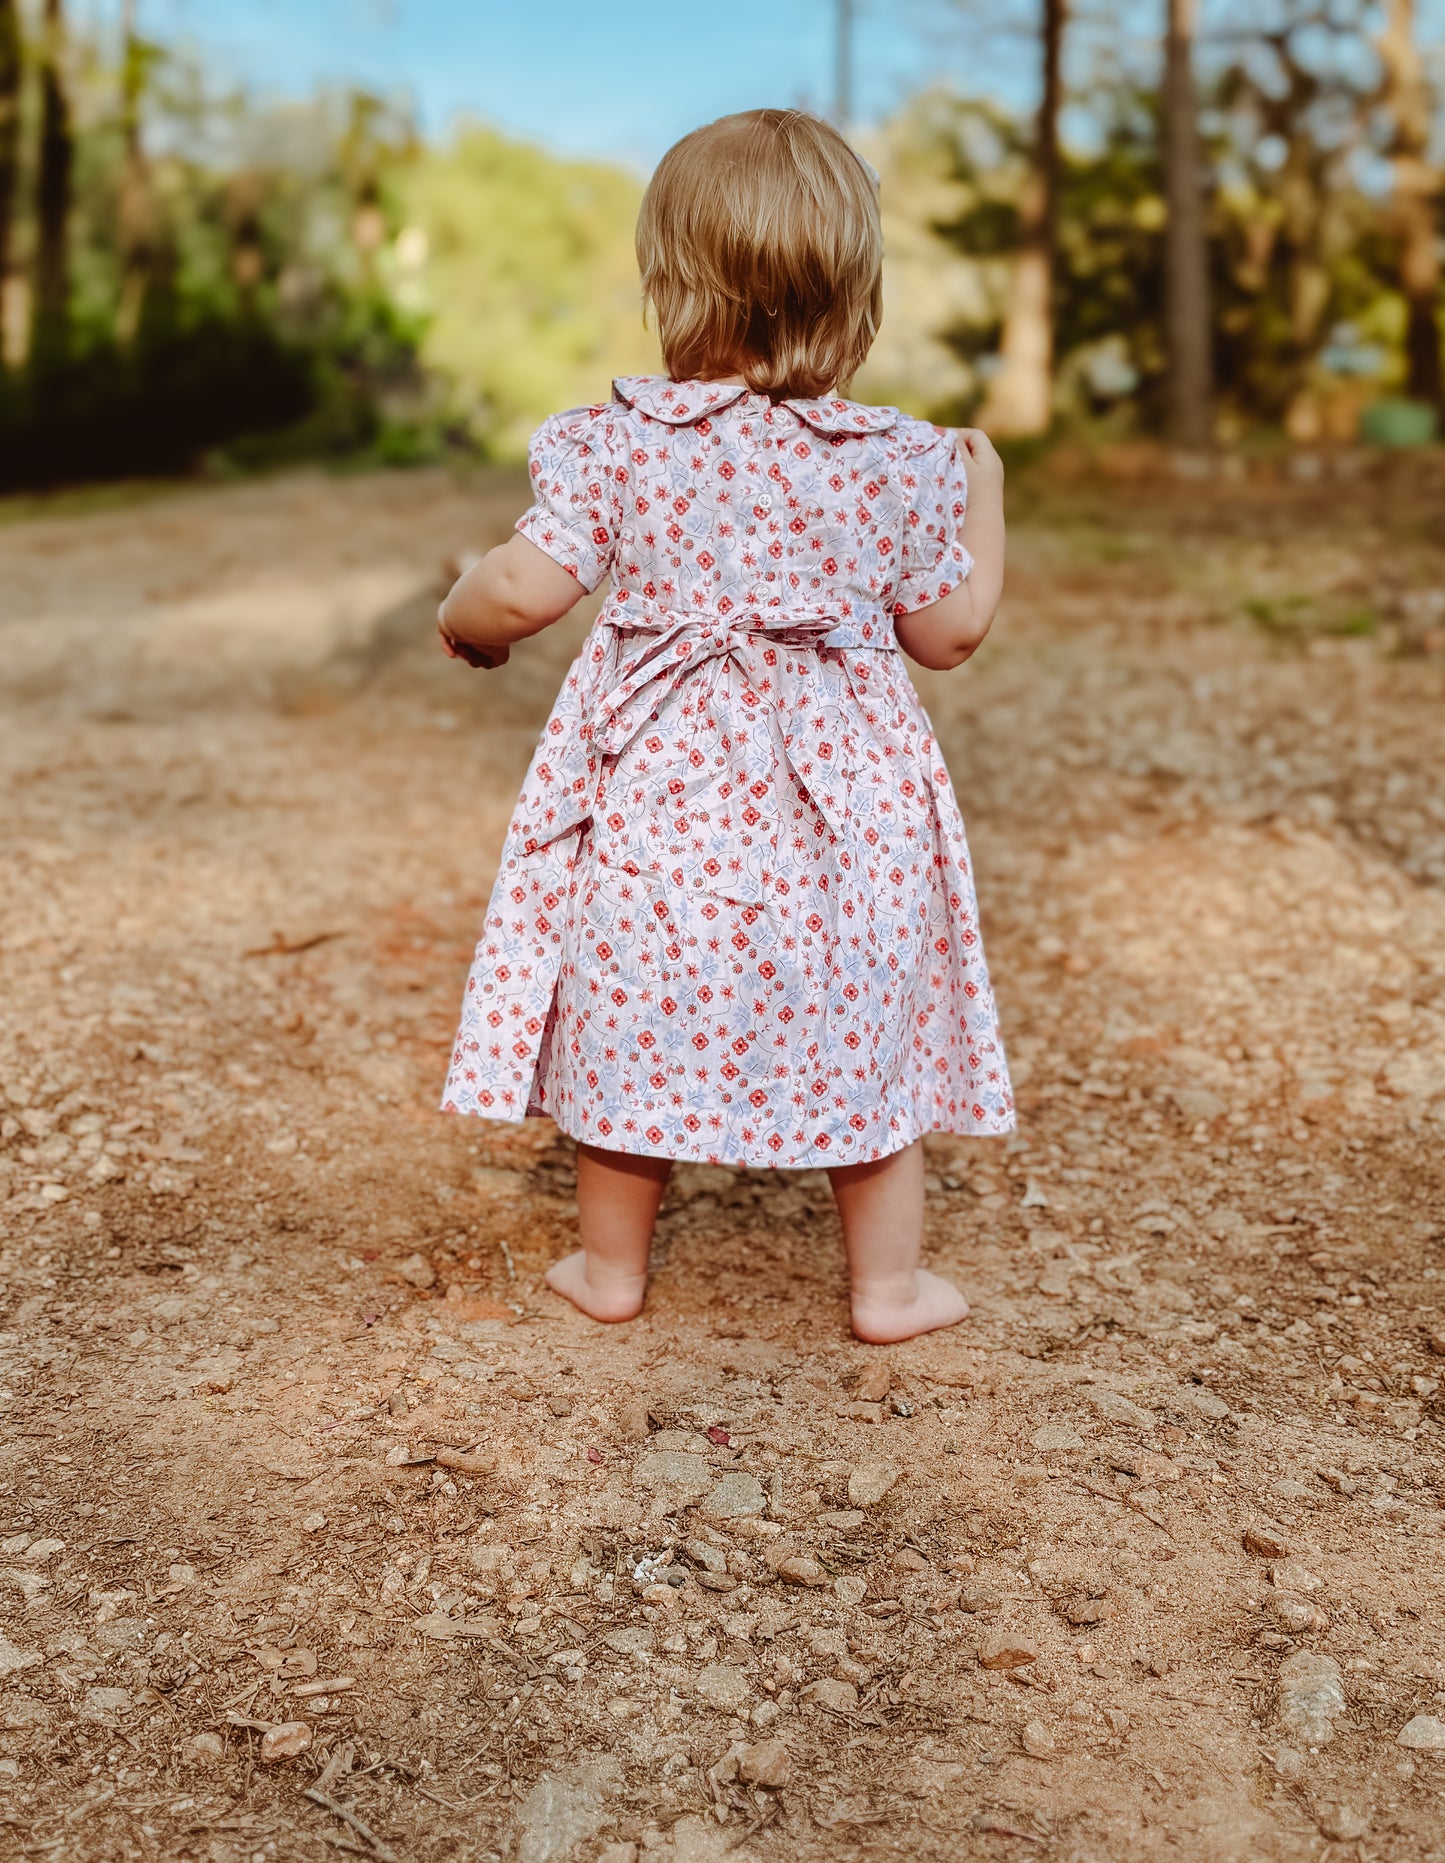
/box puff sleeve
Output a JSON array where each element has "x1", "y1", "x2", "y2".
[
  {"x1": 514, "y1": 405, "x2": 624, "y2": 593},
  {"x1": 890, "y1": 423, "x2": 973, "y2": 616}
]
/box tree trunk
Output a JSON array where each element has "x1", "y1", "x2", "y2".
[
  {"x1": 116, "y1": 0, "x2": 154, "y2": 345},
  {"x1": 1378, "y1": 0, "x2": 1443, "y2": 410},
  {"x1": 977, "y1": 0, "x2": 1064, "y2": 437},
  {"x1": 0, "y1": 0, "x2": 20, "y2": 366},
  {"x1": 32, "y1": 0, "x2": 74, "y2": 367},
  {"x1": 1163, "y1": 0, "x2": 1212, "y2": 445}
]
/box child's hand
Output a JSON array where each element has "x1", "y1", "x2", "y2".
[
  {"x1": 438, "y1": 616, "x2": 510, "y2": 670},
  {"x1": 955, "y1": 427, "x2": 1005, "y2": 505}
]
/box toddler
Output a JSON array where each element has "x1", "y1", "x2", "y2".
[{"x1": 439, "y1": 109, "x2": 1013, "y2": 1342}]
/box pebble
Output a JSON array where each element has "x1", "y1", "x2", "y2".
[
  {"x1": 843, "y1": 1402, "x2": 884, "y2": 1422},
  {"x1": 686, "y1": 1537, "x2": 727, "y2": 1574},
  {"x1": 739, "y1": 1737, "x2": 791, "y2": 1788},
  {"x1": 302, "y1": 1512, "x2": 327, "y2": 1534},
  {"x1": 80, "y1": 1687, "x2": 132, "y2": 1722},
  {"x1": 772, "y1": 1555, "x2": 828, "y2": 1588},
  {"x1": 1242, "y1": 1525, "x2": 1290, "y2": 1559},
  {"x1": 702, "y1": 1472, "x2": 766, "y2": 1520},
  {"x1": 1087, "y1": 1390, "x2": 1157, "y2": 1431},
  {"x1": 979, "y1": 1635, "x2": 1039, "y2": 1671},
  {"x1": 1032, "y1": 1426, "x2": 1086, "y2": 1452},
  {"x1": 695, "y1": 1663, "x2": 751, "y2": 1712},
  {"x1": 1316, "y1": 1803, "x2": 1369, "y2": 1842},
  {"x1": 616, "y1": 1397, "x2": 652, "y2": 1440},
  {"x1": 189, "y1": 1732, "x2": 226, "y2": 1762},
  {"x1": 1269, "y1": 1594, "x2": 1327, "y2": 1634},
  {"x1": 847, "y1": 1460, "x2": 901, "y2": 1507},
  {"x1": 1271, "y1": 1561, "x2": 1321, "y2": 1593},
  {"x1": 22, "y1": 1539, "x2": 65, "y2": 1562},
  {"x1": 1182, "y1": 1388, "x2": 1231, "y2": 1421},
  {"x1": 1021, "y1": 1719, "x2": 1056, "y2": 1758},
  {"x1": 854, "y1": 1362, "x2": 892, "y2": 1404},
  {"x1": 1396, "y1": 1714, "x2": 1445, "y2": 1751},
  {"x1": 802, "y1": 1677, "x2": 858, "y2": 1713},
  {"x1": 259, "y1": 1721, "x2": 312, "y2": 1762},
  {"x1": 1277, "y1": 1651, "x2": 1346, "y2": 1745},
  {"x1": 515, "y1": 1768, "x2": 610, "y2": 1863},
  {"x1": 397, "y1": 1252, "x2": 436, "y2": 1290},
  {"x1": 817, "y1": 1510, "x2": 865, "y2": 1531},
  {"x1": 635, "y1": 1452, "x2": 712, "y2": 1493},
  {"x1": 834, "y1": 1576, "x2": 867, "y2": 1606},
  {"x1": 597, "y1": 1847, "x2": 639, "y2": 1863}
]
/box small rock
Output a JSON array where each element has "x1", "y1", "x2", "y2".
[
  {"x1": 696, "y1": 1571, "x2": 737, "y2": 1593},
  {"x1": 817, "y1": 1510, "x2": 865, "y2": 1531},
  {"x1": 834, "y1": 1575, "x2": 868, "y2": 1606},
  {"x1": 752, "y1": 1699, "x2": 782, "y2": 1731},
  {"x1": 1242, "y1": 1524, "x2": 1290, "y2": 1559},
  {"x1": 1316, "y1": 1803, "x2": 1369, "y2": 1842},
  {"x1": 1182, "y1": 1388, "x2": 1230, "y2": 1421},
  {"x1": 259, "y1": 1721, "x2": 312, "y2": 1762},
  {"x1": 979, "y1": 1635, "x2": 1039, "y2": 1671},
  {"x1": 1032, "y1": 1425, "x2": 1086, "y2": 1452},
  {"x1": 695, "y1": 1663, "x2": 751, "y2": 1712},
  {"x1": 1272, "y1": 1745, "x2": 1307, "y2": 1780},
  {"x1": 0, "y1": 1635, "x2": 42, "y2": 1678},
  {"x1": 189, "y1": 1732, "x2": 226, "y2": 1762},
  {"x1": 847, "y1": 1460, "x2": 900, "y2": 1508},
  {"x1": 957, "y1": 1587, "x2": 1003, "y2": 1614},
  {"x1": 1397, "y1": 1714, "x2": 1445, "y2": 1751},
  {"x1": 1271, "y1": 1561, "x2": 1321, "y2": 1593},
  {"x1": 23, "y1": 1539, "x2": 65, "y2": 1562},
  {"x1": 80, "y1": 1687, "x2": 132, "y2": 1723},
  {"x1": 802, "y1": 1677, "x2": 858, "y2": 1713},
  {"x1": 597, "y1": 1847, "x2": 639, "y2": 1863},
  {"x1": 1021, "y1": 1719, "x2": 1055, "y2": 1758},
  {"x1": 1277, "y1": 1651, "x2": 1346, "y2": 1745},
  {"x1": 616, "y1": 1396, "x2": 651, "y2": 1439},
  {"x1": 843, "y1": 1401, "x2": 884, "y2": 1422},
  {"x1": 397, "y1": 1252, "x2": 436, "y2": 1290},
  {"x1": 686, "y1": 1537, "x2": 727, "y2": 1574},
  {"x1": 739, "y1": 1737, "x2": 791, "y2": 1788},
  {"x1": 301, "y1": 1512, "x2": 327, "y2": 1534},
  {"x1": 1270, "y1": 1594, "x2": 1327, "y2": 1634},
  {"x1": 1087, "y1": 1390, "x2": 1156, "y2": 1431},
  {"x1": 515, "y1": 1768, "x2": 609, "y2": 1863},
  {"x1": 854, "y1": 1362, "x2": 892, "y2": 1404},
  {"x1": 635, "y1": 1452, "x2": 711, "y2": 1493},
  {"x1": 772, "y1": 1555, "x2": 828, "y2": 1588},
  {"x1": 702, "y1": 1473, "x2": 766, "y2": 1520},
  {"x1": 1064, "y1": 1597, "x2": 1118, "y2": 1627}
]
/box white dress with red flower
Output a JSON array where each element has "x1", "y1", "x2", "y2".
[{"x1": 442, "y1": 375, "x2": 1014, "y2": 1165}]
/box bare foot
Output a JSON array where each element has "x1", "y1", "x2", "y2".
[
  {"x1": 544, "y1": 1249, "x2": 648, "y2": 1323},
  {"x1": 850, "y1": 1269, "x2": 969, "y2": 1345}
]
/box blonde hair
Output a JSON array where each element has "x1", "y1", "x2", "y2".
[{"x1": 636, "y1": 109, "x2": 882, "y2": 401}]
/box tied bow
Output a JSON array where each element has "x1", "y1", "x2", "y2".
[{"x1": 511, "y1": 593, "x2": 894, "y2": 889}]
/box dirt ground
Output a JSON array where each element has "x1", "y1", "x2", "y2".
[{"x1": 1, "y1": 451, "x2": 1443, "y2": 1863}]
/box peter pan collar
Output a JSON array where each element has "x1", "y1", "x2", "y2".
[{"x1": 612, "y1": 376, "x2": 898, "y2": 435}]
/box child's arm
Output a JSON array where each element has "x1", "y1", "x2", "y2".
[
  {"x1": 893, "y1": 428, "x2": 1005, "y2": 673},
  {"x1": 438, "y1": 533, "x2": 588, "y2": 670}
]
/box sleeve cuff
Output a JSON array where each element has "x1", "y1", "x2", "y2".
[
  {"x1": 515, "y1": 509, "x2": 603, "y2": 593},
  {"x1": 891, "y1": 539, "x2": 974, "y2": 616}
]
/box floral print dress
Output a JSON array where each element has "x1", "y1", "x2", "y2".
[{"x1": 442, "y1": 375, "x2": 1014, "y2": 1165}]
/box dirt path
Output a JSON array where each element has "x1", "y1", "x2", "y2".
[{"x1": 1, "y1": 458, "x2": 1443, "y2": 1863}]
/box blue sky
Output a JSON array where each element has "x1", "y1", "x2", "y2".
[{"x1": 91, "y1": 0, "x2": 1034, "y2": 169}]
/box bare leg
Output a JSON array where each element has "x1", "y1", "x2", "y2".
[
  {"x1": 545, "y1": 1143, "x2": 671, "y2": 1322},
  {"x1": 828, "y1": 1139, "x2": 970, "y2": 1344}
]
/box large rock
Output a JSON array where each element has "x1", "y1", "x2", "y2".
[{"x1": 1277, "y1": 1651, "x2": 1346, "y2": 1746}]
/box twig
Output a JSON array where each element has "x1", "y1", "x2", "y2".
[
  {"x1": 244, "y1": 931, "x2": 345, "y2": 959},
  {"x1": 301, "y1": 1789, "x2": 400, "y2": 1863},
  {"x1": 497, "y1": 1237, "x2": 516, "y2": 1282},
  {"x1": 728, "y1": 1798, "x2": 781, "y2": 1850},
  {"x1": 974, "y1": 1818, "x2": 1044, "y2": 1844}
]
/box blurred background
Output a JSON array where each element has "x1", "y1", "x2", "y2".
[{"x1": 0, "y1": 0, "x2": 1441, "y2": 491}]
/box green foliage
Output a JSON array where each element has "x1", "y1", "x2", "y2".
[{"x1": 393, "y1": 124, "x2": 658, "y2": 459}]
